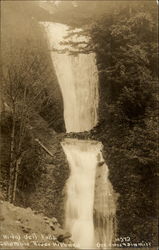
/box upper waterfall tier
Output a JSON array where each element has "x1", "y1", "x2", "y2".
[{"x1": 42, "y1": 22, "x2": 99, "y2": 133}]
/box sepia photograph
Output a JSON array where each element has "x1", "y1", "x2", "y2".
[{"x1": 0, "y1": 0, "x2": 158, "y2": 249}]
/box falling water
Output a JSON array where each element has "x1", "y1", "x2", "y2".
[
  {"x1": 42, "y1": 22, "x2": 99, "y2": 133},
  {"x1": 62, "y1": 139, "x2": 102, "y2": 248},
  {"x1": 42, "y1": 22, "x2": 117, "y2": 249}
]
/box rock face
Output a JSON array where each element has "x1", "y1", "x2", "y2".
[
  {"x1": 0, "y1": 201, "x2": 73, "y2": 249},
  {"x1": 94, "y1": 157, "x2": 117, "y2": 246}
]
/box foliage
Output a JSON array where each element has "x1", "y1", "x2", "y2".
[
  {"x1": 0, "y1": 1, "x2": 65, "y2": 204},
  {"x1": 88, "y1": 2, "x2": 158, "y2": 245}
]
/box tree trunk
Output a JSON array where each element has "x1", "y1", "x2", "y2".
[
  {"x1": 7, "y1": 115, "x2": 15, "y2": 202},
  {"x1": 12, "y1": 156, "x2": 22, "y2": 204},
  {"x1": 35, "y1": 138, "x2": 53, "y2": 157}
]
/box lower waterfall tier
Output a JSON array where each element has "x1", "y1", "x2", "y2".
[{"x1": 61, "y1": 138, "x2": 117, "y2": 249}]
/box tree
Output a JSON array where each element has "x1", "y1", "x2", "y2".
[
  {"x1": 1, "y1": 0, "x2": 66, "y2": 209},
  {"x1": 87, "y1": 2, "x2": 158, "y2": 244},
  {"x1": 1, "y1": 31, "x2": 54, "y2": 203}
]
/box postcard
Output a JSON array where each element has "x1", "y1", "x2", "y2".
[{"x1": 0, "y1": 1, "x2": 158, "y2": 249}]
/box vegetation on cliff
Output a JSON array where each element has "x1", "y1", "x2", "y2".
[
  {"x1": 90, "y1": 2, "x2": 158, "y2": 245},
  {"x1": 0, "y1": 1, "x2": 67, "y2": 223}
]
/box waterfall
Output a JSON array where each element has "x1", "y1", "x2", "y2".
[
  {"x1": 62, "y1": 139, "x2": 102, "y2": 248},
  {"x1": 42, "y1": 22, "x2": 117, "y2": 249},
  {"x1": 42, "y1": 22, "x2": 99, "y2": 133}
]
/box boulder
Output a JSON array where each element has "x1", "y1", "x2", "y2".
[
  {"x1": 57, "y1": 232, "x2": 72, "y2": 242},
  {"x1": 21, "y1": 226, "x2": 31, "y2": 233},
  {"x1": 34, "y1": 211, "x2": 39, "y2": 215},
  {"x1": 49, "y1": 222, "x2": 55, "y2": 230},
  {"x1": 43, "y1": 216, "x2": 49, "y2": 220},
  {"x1": 0, "y1": 215, "x2": 4, "y2": 221},
  {"x1": 63, "y1": 238, "x2": 74, "y2": 244},
  {"x1": 52, "y1": 217, "x2": 58, "y2": 224},
  {"x1": 55, "y1": 223, "x2": 61, "y2": 228},
  {"x1": 98, "y1": 161, "x2": 105, "y2": 167},
  {"x1": 54, "y1": 228, "x2": 65, "y2": 236},
  {"x1": 15, "y1": 220, "x2": 21, "y2": 224}
]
